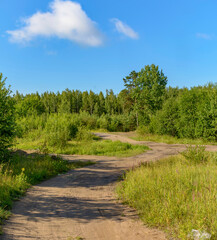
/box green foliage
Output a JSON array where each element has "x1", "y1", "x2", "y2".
[
  {"x1": 132, "y1": 131, "x2": 214, "y2": 145},
  {"x1": 11, "y1": 66, "x2": 217, "y2": 143},
  {"x1": 181, "y1": 145, "x2": 209, "y2": 164},
  {"x1": 123, "y1": 64, "x2": 168, "y2": 126},
  {"x1": 76, "y1": 128, "x2": 94, "y2": 141},
  {"x1": 117, "y1": 150, "x2": 217, "y2": 239},
  {"x1": 149, "y1": 96, "x2": 179, "y2": 136},
  {"x1": 63, "y1": 140, "x2": 149, "y2": 157},
  {"x1": 15, "y1": 136, "x2": 149, "y2": 157},
  {"x1": 148, "y1": 84, "x2": 217, "y2": 141},
  {"x1": 44, "y1": 115, "x2": 72, "y2": 148},
  {"x1": 0, "y1": 74, "x2": 15, "y2": 162},
  {"x1": 15, "y1": 93, "x2": 45, "y2": 117}
]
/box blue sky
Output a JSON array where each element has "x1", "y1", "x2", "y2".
[{"x1": 0, "y1": 0, "x2": 217, "y2": 94}]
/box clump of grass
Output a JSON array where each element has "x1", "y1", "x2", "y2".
[
  {"x1": 0, "y1": 166, "x2": 28, "y2": 232},
  {"x1": 0, "y1": 152, "x2": 94, "y2": 234},
  {"x1": 62, "y1": 140, "x2": 149, "y2": 157},
  {"x1": 181, "y1": 145, "x2": 209, "y2": 164},
  {"x1": 117, "y1": 146, "x2": 217, "y2": 239}
]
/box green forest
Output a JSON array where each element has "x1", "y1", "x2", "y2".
[
  {"x1": 14, "y1": 64, "x2": 217, "y2": 139},
  {"x1": 1, "y1": 64, "x2": 217, "y2": 159}
]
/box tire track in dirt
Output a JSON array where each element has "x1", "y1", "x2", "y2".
[{"x1": 2, "y1": 133, "x2": 217, "y2": 240}]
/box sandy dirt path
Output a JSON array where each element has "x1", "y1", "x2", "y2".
[{"x1": 2, "y1": 133, "x2": 217, "y2": 240}]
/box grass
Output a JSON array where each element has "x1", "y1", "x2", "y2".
[
  {"x1": 14, "y1": 137, "x2": 149, "y2": 157},
  {"x1": 91, "y1": 130, "x2": 217, "y2": 145},
  {"x1": 131, "y1": 132, "x2": 217, "y2": 145},
  {"x1": 91, "y1": 128, "x2": 109, "y2": 133},
  {"x1": 117, "y1": 146, "x2": 217, "y2": 239},
  {"x1": 0, "y1": 152, "x2": 94, "y2": 234}
]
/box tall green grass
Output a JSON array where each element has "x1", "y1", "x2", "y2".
[
  {"x1": 132, "y1": 130, "x2": 216, "y2": 145},
  {"x1": 0, "y1": 152, "x2": 94, "y2": 234},
  {"x1": 117, "y1": 146, "x2": 217, "y2": 239},
  {"x1": 15, "y1": 137, "x2": 149, "y2": 157},
  {"x1": 15, "y1": 114, "x2": 149, "y2": 157}
]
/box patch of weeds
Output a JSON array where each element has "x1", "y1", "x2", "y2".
[
  {"x1": 132, "y1": 131, "x2": 216, "y2": 145},
  {"x1": 117, "y1": 152, "x2": 217, "y2": 239},
  {"x1": 181, "y1": 145, "x2": 209, "y2": 164},
  {"x1": 15, "y1": 135, "x2": 149, "y2": 157},
  {"x1": 0, "y1": 152, "x2": 94, "y2": 234}
]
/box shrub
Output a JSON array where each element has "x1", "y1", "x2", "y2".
[
  {"x1": 181, "y1": 145, "x2": 209, "y2": 164},
  {"x1": 68, "y1": 123, "x2": 78, "y2": 139},
  {"x1": 97, "y1": 114, "x2": 109, "y2": 129},
  {"x1": 0, "y1": 74, "x2": 15, "y2": 162},
  {"x1": 44, "y1": 115, "x2": 71, "y2": 148},
  {"x1": 76, "y1": 127, "x2": 94, "y2": 141}
]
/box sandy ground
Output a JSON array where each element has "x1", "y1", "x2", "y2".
[{"x1": 2, "y1": 133, "x2": 217, "y2": 240}]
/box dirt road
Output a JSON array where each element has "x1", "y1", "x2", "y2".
[{"x1": 2, "y1": 133, "x2": 217, "y2": 240}]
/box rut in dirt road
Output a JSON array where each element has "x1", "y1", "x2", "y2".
[{"x1": 2, "y1": 133, "x2": 217, "y2": 240}]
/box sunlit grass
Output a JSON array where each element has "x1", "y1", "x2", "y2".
[
  {"x1": 0, "y1": 152, "x2": 94, "y2": 234},
  {"x1": 131, "y1": 132, "x2": 217, "y2": 145},
  {"x1": 14, "y1": 137, "x2": 149, "y2": 157},
  {"x1": 117, "y1": 149, "x2": 217, "y2": 239}
]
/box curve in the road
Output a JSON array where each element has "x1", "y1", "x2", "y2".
[{"x1": 2, "y1": 133, "x2": 217, "y2": 240}]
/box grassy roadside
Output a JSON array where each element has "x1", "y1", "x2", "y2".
[
  {"x1": 0, "y1": 152, "x2": 94, "y2": 234},
  {"x1": 129, "y1": 132, "x2": 217, "y2": 145},
  {"x1": 91, "y1": 129, "x2": 217, "y2": 145},
  {"x1": 14, "y1": 138, "x2": 149, "y2": 157},
  {"x1": 117, "y1": 146, "x2": 217, "y2": 239}
]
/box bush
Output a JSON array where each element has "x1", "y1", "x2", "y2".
[
  {"x1": 0, "y1": 74, "x2": 15, "y2": 162},
  {"x1": 44, "y1": 115, "x2": 71, "y2": 148},
  {"x1": 76, "y1": 127, "x2": 94, "y2": 141},
  {"x1": 68, "y1": 123, "x2": 78, "y2": 139},
  {"x1": 181, "y1": 145, "x2": 209, "y2": 164},
  {"x1": 97, "y1": 114, "x2": 109, "y2": 129}
]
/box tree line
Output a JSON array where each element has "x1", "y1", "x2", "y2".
[
  {"x1": 14, "y1": 65, "x2": 168, "y2": 119},
  {"x1": 13, "y1": 64, "x2": 217, "y2": 141},
  {"x1": 1, "y1": 64, "x2": 217, "y2": 161}
]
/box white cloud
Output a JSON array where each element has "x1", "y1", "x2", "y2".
[
  {"x1": 7, "y1": 0, "x2": 104, "y2": 46},
  {"x1": 111, "y1": 18, "x2": 139, "y2": 39},
  {"x1": 196, "y1": 33, "x2": 212, "y2": 40}
]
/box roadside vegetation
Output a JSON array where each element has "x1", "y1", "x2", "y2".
[
  {"x1": 12, "y1": 63, "x2": 217, "y2": 155},
  {"x1": 131, "y1": 128, "x2": 217, "y2": 145},
  {"x1": 117, "y1": 146, "x2": 217, "y2": 240},
  {"x1": 0, "y1": 152, "x2": 94, "y2": 234},
  {"x1": 16, "y1": 137, "x2": 148, "y2": 157},
  {"x1": 13, "y1": 64, "x2": 217, "y2": 143},
  {"x1": 0, "y1": 74, "x2": 94, "y2": 234},
  {"x1": 0, "y1": 73, "x2": 15, "y2": 162},
  {"x1": 14, "y1": 114, "x2": 148, "y2": 157}
]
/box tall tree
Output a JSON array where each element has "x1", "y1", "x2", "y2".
[
  {"x1": 98, "y1": 91, "x2": 105, "y2": 115},
  {"x1": 81, "y1": 91, "x2": 90, "y2": 113},
  {"x1": 88, "y1": 90, "x2": 96, "y2": 115},
  {"x1": 105, "y1": 89, "x2": 117, "y2": 115},
  {"x1": 124, "y1": 64, "x2": 168, "y2": 126}
]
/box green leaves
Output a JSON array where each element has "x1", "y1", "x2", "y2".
[
  {"x1": 123, "y1": 64, "x2": 168, "y2": 126},
  {"x1": 0, "y1": 73, "x2": 15, "y2": 162}
]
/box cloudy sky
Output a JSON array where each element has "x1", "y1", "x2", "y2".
[{"x1": 1, "y1": 0, "x2": 217, "y2": 94}]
